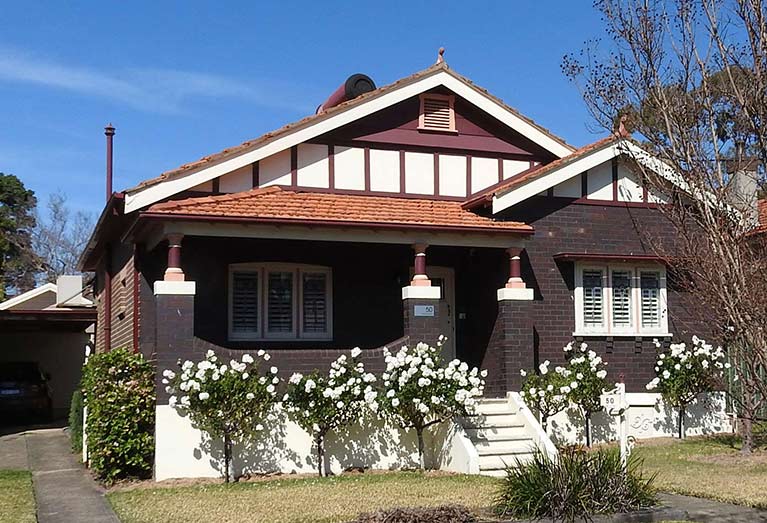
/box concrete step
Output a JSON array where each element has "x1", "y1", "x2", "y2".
[
  {"x1": 474, "y1": 400, "x2": 514, "y2": 415},
  {"x1": 474, "y1": 437, "x2": 536, "y2": 456},
  {"x1": 478, "y1": 468, "x2": 508, "y2": 478},
  {"x1": 479, "y1": 452, "x2": 535, "y2": 471},
  {"x1": 465, "y1": 424, "x2": 527, "y2": 441},
  {"x1": 464, "y1": 413, "x2": 521, "y2": 428}
]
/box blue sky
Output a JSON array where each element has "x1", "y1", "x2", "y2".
[{"x1": 0, "y1": 1, "x2": 607, "y2": 216}]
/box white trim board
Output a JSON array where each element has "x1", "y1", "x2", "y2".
[
  {"x1": 0, "y1": 283, "x2": 57, "y2": 310},
  {"x1": 124, "y1": 68, "x2": 573, "y2": 213}
]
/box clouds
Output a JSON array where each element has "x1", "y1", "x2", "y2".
[{"x1": 0, "y1": 47, "x2": 311, "y2": 114}]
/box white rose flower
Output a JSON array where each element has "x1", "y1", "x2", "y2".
[
  {"x1": 270, "y1": 366, "x2": 278, "y2": 374},
  {"x1": 242, "y1": 354, "x2": 254, "y2": 364},
  {"x1": 246, "y1": 392, "x2": 255, "y2": 400},
  {"x1": 351, "y1": 347, "x2": 362, "y2": 358},
  {"x1": 199, "y1": 392, "x2": 210, "y2": 401},
  {"x1": 391, "y1": 398, "x2": 400, "y2": 407}
]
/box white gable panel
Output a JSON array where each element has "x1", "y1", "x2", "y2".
[
  {"x1": 502, "y1": 159, "x2": 530, "y2": 179},
  {"x1": 333, "y1": 146, "x2": 365, "y2": 190},
  {"x1": 405, "y1": 152, "x2": 434, "y2": 195},
  {"x1": 553, "y1": 175, "x2": 582, "y2": 198},
  {"x1": 587, "y1": 162, "x2": 613, "y2": 200},
  {"x1": 370, "y1": 149, "x2": 400, "y2": 192},
  {"x1": 260, "y1": 149, "x2": 292, "y2": 187},
  {"x1": 648, "y1": 187, "x2": 670, "y2": 204},
  {"x1": 220, "y1": 165, "x2": 253, "y2": 193},
  {"x1": 471, "y1": 157, "x2": 498, "y2": 194},
  {"x1": 438, "y1": 154, "x2": 467, "y2": 197},
  {"x1": 297, "y1": 144, "x2": 329, "y2": 188},
  {"x1": 617, "y1": 166, "x2": 644, "y2": 202},
  {"x1": 125, "y1": 68, "x2": 574, "y2": 213}
]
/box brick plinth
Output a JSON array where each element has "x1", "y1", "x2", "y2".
[
  {"x1": 484, "y1": 300, "x2": 534, "y2": 396},
  {"x1": 154, "y1": 293, "x2": 196, "y2": 402},
  {"x1": 402, "y1": 299, "x2": 442, "y2": 348}
]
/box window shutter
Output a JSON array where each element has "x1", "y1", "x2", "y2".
[
  {"x1": 302, "y1": 272, "x2": 328, "y2": 334},
  {"x1": 231, "y1": 272, "x2": 259, "y2": 334},
  {"x1": 641, "y1": 272, "x2": 661, "y2": 328},
  {"x1": 419, "y1": 95, "x2": 455, "y2": 132},
  {"x1": 267, "y1": 271, "x2": 294, "y2": 333},
  {"x1": 582, "y1": 270, "x2": 604, "y2": 327},
  {"x1": 611, "y1": 271, "x2": 632, "y2": 327}
]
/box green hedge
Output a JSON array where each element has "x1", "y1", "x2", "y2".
[
  {"x1": 81, "y1": 347, "x2": 155, "y2": 484},
  {"x1": 68, "y1": 390, "x2": 83, "y2": 454}
]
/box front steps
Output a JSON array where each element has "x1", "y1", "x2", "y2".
[{"x1": 464, "y1": 396, "x2": 553, "y2": 477}]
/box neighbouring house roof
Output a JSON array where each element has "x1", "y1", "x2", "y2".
[
  {"x1": 0, "y1": 283, "x2": 57, "y2": 311},
  {"x1": 755, "y1": 199, "x2": 767, "y2": 234},
  {"x1": 123, "y1": 62, "x2": 575, "y2": 213},
  {"x1": 142, "y1": 186, "x2": 533, "y2": 234}
]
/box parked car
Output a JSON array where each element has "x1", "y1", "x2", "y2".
[{"x1": 0, "y1": 362, "x2": 53, "y2": 422}]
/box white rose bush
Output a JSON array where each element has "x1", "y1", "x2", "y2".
[
  {"x1": 283, "y1": 347, "x2": 378, "y2": 477},
  {"x1": 164, "y1": 349, "x2": 280, "y2": 482},
  {"x1": 564, "y1": 341, "x2": 609, "y2": 446},
  {"x1": 646, "y1": 336, "x2": 728, "y2": 439},
  {"x1": 378, "y1": 338, "x2": 487, "y2": 469},
  {"x1": 519, "y1": 360, "x2": 569, "y2": 431}
]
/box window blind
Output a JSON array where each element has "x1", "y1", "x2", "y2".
[
  {"x1": 302, "y1": 272, "x2": 327, "y2": 334},
  {"x1": 231, "y1": 271, "x2": 259, "y2": 334},
  {"x1": 611, "y1": 270, "x2": 632, "y2": 327},
  {"x1": 267, "y1": 271, "x2": 294, "y2": 333},
  {"x1": 641, "y1": 271, "x2": 661, "y2": 328},
  {"x1": 583, "y1": 270, "x2": 604, "y2": 327}
]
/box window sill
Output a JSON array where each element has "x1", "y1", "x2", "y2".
[
  {"x1": 229, "y1": 336, "x2": 333, "y2": 342},
  {"x1": 572, "y1": 332, "x2": 672, "y2": 339}
]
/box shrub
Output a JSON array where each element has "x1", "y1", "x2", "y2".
[
  {"x1": 564, "y1": 342, "x2": 609, "y2": 446},
  {"x1": 80, "y1": 347, "x2": 155, "y2": 484},
  {"x1": 68, "y1": 389, "x2": 83, "y2": 454},
  {"x1": 379, "y1": 339, "x2": 486, "y2": 469},
  {"x1": 518, "y1": 360, "x2": 569, "y2": 431},
  {"x1": 352, "y1": 504, "x2": 476, "y2": 523},
  {"x1": 164, "y1": 349, "x2": 280, "y2": 482},
  {"x1": 494, "y1": 446, "x2": 656, "y2": 522},
  {"x1": 283, "y1": 348, "x2": 377, "y2": 476},
  {"x1": 646, "y1": 336, "x2": 728, "y2": 438}
]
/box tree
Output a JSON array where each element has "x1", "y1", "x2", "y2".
[
  {"x1": 564, "y1": 342, "x2": 609, "y2": 447},
  {"x1": 164, "y1": 349, "x2": 280, "y2": 482},
  {"x1": 519, "y1": 360, "x2": 570, "y2": 432},
  {"x1": 34, "y1": 191, "x2": 95, "y2": 283},
  {"x1": 378, "y1": 340, "x2": 486, "y2": 470},
  {"x1": 563, "y1": 0, "x2": 767, "y2": 454},
  {"x1": 283, "y1": 348, "x2": 378, "y2": 476},
  {"x1": 0, "y1": 173, "x2": 40, "y2": 299},
  {"x1": 646, "y1": 337, "x2": 728, "y2": 438}
]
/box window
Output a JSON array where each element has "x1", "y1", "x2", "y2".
[
  {"x1": 418, "y1": 94, "x2": 456, "y2": 132},
  {"x1": 229, "y1": 263, "x2": 332, "y2": 341},
  {"x1": 574, "y1": 263, "x2": 667, "y2": 336}
]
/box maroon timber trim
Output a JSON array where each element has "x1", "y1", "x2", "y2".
[
  {"x1": 328, "y1": 145, "x2": 335, "y2": 189},
  {"x1": 364, "y1": 147, "x2": 371, "y2": 191},
  {"x1": 461, "y1": 162, "x2": 544, "y2": 210},
  {"x1": 211, "y1": 177, "x2": 220, "y2": 194},
  {"x1": 252, "y1": 161, "x2": 259, "y2": 188},
  {"x1": 433, "y1": 152, "x2": 440, "y2": 195},
  {"x1": 466, "y1": 155, "x2": 472, "y2": 197},
  {"x1": 240, "y1": 184, "x2": 467, "y2": 202},
  {"x1": 612, "y1": 159, "x2": 619, "y2": 202},
  {"x1": 581, "y1": 171, "x2": 588, "y2": 197},
  {"x1": 399, "y1": 150, "x2": 406, "y2": 193},
  {"x1": 497, "y1": 158, "x2": 504, "y2": 183},
  {"x1": 290, "y1": 146, "x2": 298, "y2": 186},
  {"x1": 132, "y1": 244, "x2": 140, "y2": 352},
  {"x1": 139, "y1": 211, "x2": 534, "y2": 235},
  {"x1": 553, "y1": 252, "x2": 667, "y2": 264}
]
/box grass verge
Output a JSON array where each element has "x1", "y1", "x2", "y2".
[
  {"x1": 107, "y1": 471, "x2": 499, "y2": 523},
  {"x1": 0, "y1": 470, "x2": 36, "y2": 523},
  {"x1": 634, "y1": 433, "x2": 767, "y2": 508}
]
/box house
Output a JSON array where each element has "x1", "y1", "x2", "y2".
[
  {"x1": 0, "y1": 276, "x2": 95, "y2": 419},
  {"x1": 79, "y1": 54, "x2": 728, "y2": 479}
]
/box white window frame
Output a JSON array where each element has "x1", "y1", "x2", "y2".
[
  {"x1": 228, "y1": 263, "x2": 333, "y2": 341},
  {"x1": 574, "y1": 261, "x2": 669, "y2": 337}
]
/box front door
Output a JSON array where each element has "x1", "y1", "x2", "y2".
[{"x1": 428, "y1": 267, "x2": 456, "y2": 361}]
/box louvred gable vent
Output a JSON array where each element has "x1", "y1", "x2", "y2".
[{"x1": 419, "y1": 94, "x2": 456, "y2": 132}]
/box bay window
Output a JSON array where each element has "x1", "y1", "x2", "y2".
[
  {"x1": 229, "y1": 263, "x2": 332, "y2": 341},
  {"x1": 574, "y1": 262, "x2": 668, "y2": 336}
]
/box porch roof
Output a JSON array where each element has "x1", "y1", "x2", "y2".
[{"x1": 142, "y1": 186, "x2": 533, "y2": 235}]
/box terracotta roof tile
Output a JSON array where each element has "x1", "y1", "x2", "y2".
[
  {"x1": 127, "y1": 63, "x2": 574, "y2": 195},
  {"x1": 146, "y1": 187, "x2": 532, "y2": 234},
  {"x1": 462, "y1": 135, "x2": 620, "y2": 209},
  {"x1": 755, "y1": 198, "x2": 767, "y2": 233}
]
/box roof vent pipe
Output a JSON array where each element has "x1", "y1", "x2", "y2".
[
  {"x1": 104, "y1": 123, "x2": 115, "y2": 203},
  {"x1": 316, "y1": 74, "x2": 376, "y2": 114}
]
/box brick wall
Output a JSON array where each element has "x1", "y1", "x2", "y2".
[{"x1": 402, "y1": 299, "x2": 441, "y2": 348}]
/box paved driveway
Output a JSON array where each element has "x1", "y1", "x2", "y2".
[{"x1": 0, "y1": 427, "x2": 119, "y2": 523}]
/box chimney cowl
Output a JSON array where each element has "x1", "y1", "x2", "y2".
[{"x1": 316, "y1": 74, "x2": 376, "y2": 114}]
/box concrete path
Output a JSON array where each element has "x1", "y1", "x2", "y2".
[
  {"x1": 0, "y1": 427, "x2": 119, "y2": 523},
  {"x1": 659, "y1": 493, "x2": 767, "y2": 522}
]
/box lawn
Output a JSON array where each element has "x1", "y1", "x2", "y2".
[
  {"x1": 634, "y1": 433, "x2": 767, "y2": 508},
  {"x1": 0, "y1": 470, "x2": 36, "y2": 523},
  {"x1": 107, "y1": 471, "x2": 500, "y2": 523}
]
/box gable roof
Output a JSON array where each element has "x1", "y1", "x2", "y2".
[
  {"x1": 0, "y1": 283, "x2": 57, "y2": 310},
  {"x1": 123, "y1": 62, "x2": 575, "y2": 213},
  {"x1": 143, "y1": 186, "x2": 533, "y2": 235}
]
